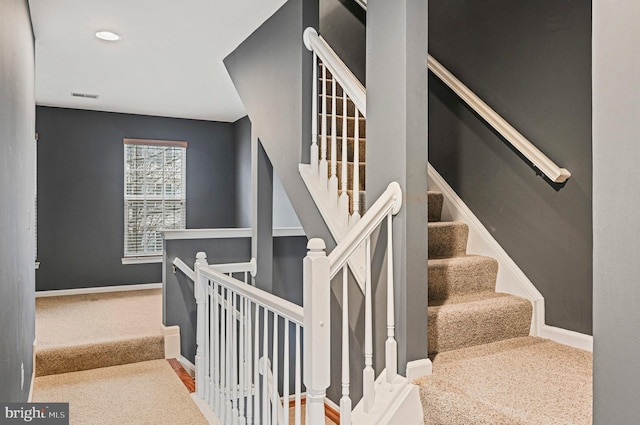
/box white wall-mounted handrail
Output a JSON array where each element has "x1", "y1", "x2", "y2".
[
  {"x1": 427, "y1": 55, "x2": 570, "y2": 183},
  {"x1": 204, "y1": 258, "x2": 257, "y2": 277},
  {"x1": 173, "y1": 257, "x2": 196, "y2": 281},
  {"x1": 328, "y1": 182, "x2": 402, "y2": 279},
  {"x1": 199, "y1": 266, "x2": 304, "y2": 325},
  {"x1": 303, "y1": 27, "x2": 366, "y2": 117}
]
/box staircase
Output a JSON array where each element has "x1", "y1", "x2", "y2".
[{"x1": 427, "y1": 191, "x2": 532, "y2": 355}]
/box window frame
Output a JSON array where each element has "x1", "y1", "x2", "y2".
[{"x1": 122, "y1": 138, "x2": 187, "y2": 261}]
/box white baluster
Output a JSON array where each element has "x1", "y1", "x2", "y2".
[
  {"x1": 340, "y1": 266, "x2": 352, "y2": 424},
  {"x1": 232, "y1": 291, "x2": 239, "y2": 424},
  {"x1": 386, "y1": 214, "x2": 398, "y2": 382},
  {"x1": 254, "y1": 306, "x2": 261, "y2": 425},
  {"x1": 320, "y1": 63, "x2": 328, "y2": 186},
  {"x1": 213, "y1": 280, "x2": 221, "y2": 415},
  {"x1": 227, "y1": 289, "x2": 234, "y2": 422},
  {"x1": 240, "y1": 298, "x2": 248, "y2": 425},
  {"x1": 363, "y1": 238, "x2": 375, "y2": 413},
  {"x1": 205, "y1": 280, "x2": 211, "y2": 405},
  {"x1": 329, "y1": 77, "x2": 338, "y2": 200},
  {"x1": 220, "y1": 287, "x2": 227, "y2": 424},
  {"x1": 294, "y1": 324, "x2": 302, "y2": 425},
  {"x1": 339, "y1": 94, "x2": 349, "y2": 222},
  {"x1": 311, "y1": 53, "x2": 319, "y2": 175},
  {"x1": 246, "y1": 301, "x2": 253, "y2": 425},
  {"x1": 303, "y1": 239, "x2": 331, "y2": 425},
  {"x1": 262, "y1": 309, "x2": 269, "y2": 425},
  {"x1": 352, "y1": 109, "x2": 361, "y2": 223},
  {"x1": 271, "y1": 316, "x2": 279, "y2": 425},
  {"x1": 195, "y1": 252, "x2": 208, "y2": 399},
  {"x1": 283, "y1": 320, "x2": 290, "y2": 425}
]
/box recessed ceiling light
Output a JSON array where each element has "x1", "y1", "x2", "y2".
[{"x1": 95, "y1": 31, "x2": 121, "y2": 41}]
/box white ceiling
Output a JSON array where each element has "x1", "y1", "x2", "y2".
[{"x1": 29, "y1": 0, "x2": 287, "y2": 122}]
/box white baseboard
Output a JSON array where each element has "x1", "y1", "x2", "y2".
[
  {"x1": 180, "y1": 356, "x2": 196, "y2": 378},
  {"x1": 539, "y1": 325, "x2": 593, "y2": 352},
  {"x1": 427, "y1": 164, "x2": 544, "y2": 335},
  {"x1": 35, "y1": 282, "x2": 162, "y2": 298},
  {"x1": 406, "y1": 358, "x2": 432, "y2": 381},
  {"x1": 190, "y1": 393, "x2": 221, "y2": 425},
  {"x1": 163, "y1": 325, "x2": 181, "y2": 359}
]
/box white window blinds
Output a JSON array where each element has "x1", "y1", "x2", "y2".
[{"x1": 124, "y1": 139, "x2": 187, "y2": 257}]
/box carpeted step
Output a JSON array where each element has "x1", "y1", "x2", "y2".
[
  {"x1": 428, "y1": 255, "x2": 498, "y2": 300},
  {"x1": 36, "y1": 336, "x2": 164, "y2": 377},
  {"x1": 319, "y1": 94, "x2": 358, "y2": 116},
  {"x1": 427, "y1": 292, "x2": 532, "y2": 355},
  {"x1": 428, "y1": 221, "x2": 469, "y2": 259},
  {"x1": 428, "y1": 191, "x2": 443, "y2": 222},
  {"x1": 328, "y1": 160, "x2": 366, "y2": 190},
  {"x1": 416, "y1": 337, "x2": 592, "y2": 425}
]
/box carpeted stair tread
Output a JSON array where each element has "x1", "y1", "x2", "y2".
[
  {"x1": 428, "y1": 292, "x2": 532, "y2": 354},
  {"x1": 428, "y1": 191, "x2": 443, "y2": 222},
  {"x1": 417, "y1": 337, "x2": 592, "y2": 424},
  {"x1": 36, "y1": 336, "x2": 164, "y2": 377},
  {"x1": 428, "y1": 255, "x2": 498, "y2": 300},
  {"x1": 428, "y1": 221, "x2": 469, "y2": 259},
  {"x1": 319, "y1": 94, "x2": 358, "y2": 116},
  {"x1": 324, "y1": 136, "x2": 366, "y2": 162},
  {"x1": 35, "y1": 289, "x2": 165, "y2": 376}
]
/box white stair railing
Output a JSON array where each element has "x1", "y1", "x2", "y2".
[
  {"x1": 302, "y1": 27, "x2": 366, "y2": 230},
  {"x1": 304, "y1": 182, "x2": 405, "y2": 424}
]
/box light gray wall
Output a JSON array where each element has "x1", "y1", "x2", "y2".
[
  {"x1": 0, "y1": 0, "x2": 36, "y2": 402},
  {"x1": 36, "y1": 107, "x2": 238, "y2": 291},
  {"x1": 225, "y1": 0, "x2": 330, "y2": 246},
  {"x1": 428, "y1": 0, "x2": 592, "y2": 334},
  {"x1": 593, "y1": 1, "x2": 640, "y2": 422}
]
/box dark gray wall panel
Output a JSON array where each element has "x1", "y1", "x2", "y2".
[
  {"x1": 428, "y1": 0, "x2": 592, "y2": 334},
  {"x1": 593, "y1": 1, "x2": 640, "y2": 422},
  {"x1": 0, "y1": 0, "x2": 36, "y2": 402},
  {"x1": 234, "y1": 116, "x2": 252, "y2": 228},
  {"x1": 319, "y1": 0, "x2": 366, "y2": 83},
  {"x1": 36, "y1": 107, "x2": 237, "y2": 291}
]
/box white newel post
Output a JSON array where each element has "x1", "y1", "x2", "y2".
[
  {"x1": 303, "y1": 239, "x2": 331, "y2": 425},
  {"x1": 195, "y1": 251, "x2": 209, "y2": 399}
]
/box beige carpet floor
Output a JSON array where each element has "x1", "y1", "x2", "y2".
[
  {"x1": 33, "y1": 359, "x2": 208, "y2": 425},
  {"x1": 417, "y1": 336, "x2": 592, "y2": 425},
  {"x1": 36, "y1": 289, "x2": 165, "y2": 375}
]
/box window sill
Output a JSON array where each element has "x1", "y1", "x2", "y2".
[{"x1": 122, "y1": 256, "x2": 162, "y2": 265}]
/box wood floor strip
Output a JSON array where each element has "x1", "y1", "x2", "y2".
[{"x1": 167, "y1": 358, "x2": 196, "y2": 393}]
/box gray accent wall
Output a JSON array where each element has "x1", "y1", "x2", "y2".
[
  {"x1": 36, "y1": 107, "x2": 237, "y2": 291},
  {"x1": 428, "y1": 0, "x2": 592, "y2": 334},
  {"x1": 0, "y1": 0, "x2": 36, "y2": 402},
  {"x1": 593, "y1": 1, "x2": 640, "y2": 422},
  {"x1": 234, "y1": 116, "x2": 253, "y2": 228}
]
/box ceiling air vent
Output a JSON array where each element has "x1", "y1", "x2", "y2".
[{"x1": 71, "y1": 92, "x2": 99, "y2": 99}]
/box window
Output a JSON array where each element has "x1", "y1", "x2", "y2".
[{"x1": 124, "y1": 138, "x2": 186, "y2": 258}]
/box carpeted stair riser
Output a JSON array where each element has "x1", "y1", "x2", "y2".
[
  {"x1": 428, "y1": 221, "x2": 469, "y2": 259},
  {"x1": 324, "y1": 136, "x2": 366, "y2": 162},
  {"x1": 327, "y1": 161, "x2": 366, "y2": 189},
  {"x1": 427, "y1": 293, "x2": 532, "y2": 355},
  {"x1": 427, "y1": 191, "x2": 443, "y2": 222},
  {"x1": 428, "y1": 255, "x2": 498, "y2": 300},
  {"x1": 319, "y1": 114, "x2": 366, "y2": 137},
  {"x1": 319, "y1": 94, "x2": 357, "y2": 116},
  {"x1": 36, "y1": 336, "x2": 164, "y2": 377}
]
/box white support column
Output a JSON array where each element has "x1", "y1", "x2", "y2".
[
  {"x1": 194, "y1": 251, "x2": 209, "y2": 399},
  {"x1": 303, "y1": 239, "x2": 331, "y2": 425}
]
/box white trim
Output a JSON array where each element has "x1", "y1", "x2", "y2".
[
  {"x1": 405, "y1": 358, "x2": 432, "y2": 381},
  {"x1": 539, "y1": 325, "x2": 593, "y2": 352},
  {"x1": 180, "y1": 356, "x2": 196, "y2": 378},
  {"x1": 323, "y1": 396, "x2": 339, "y2": 412},
  {"x1": 163, "y1": 325, "x2": 181, "y2": 359},
  {"x1": 190, "y1": 393, "x2": 222, "y2": 425},
  {"x1": 428, "y1": 164, "x2": 545, "y2": 335},
  {"x1": 34, "y1": 262, "x2": 40, "y2": 270},
  {"x1": 35, "y1": 282, "x2": 162, "y2": 298},
  {"x1": 121, "y1": 255, "x2": 162, "y2": 264},
  {"x1": 162, "y1": 227, "x2": 305, "y2": 240}
]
